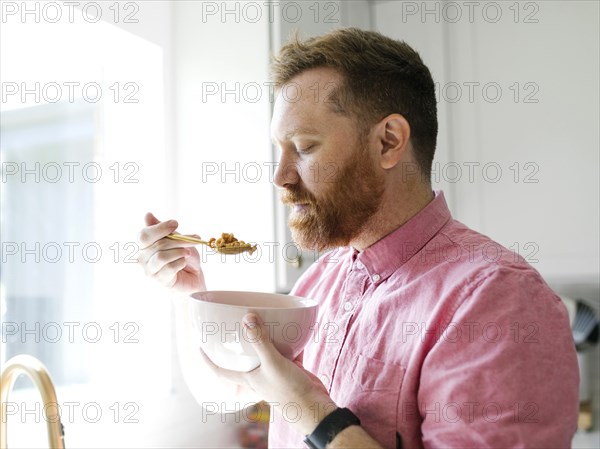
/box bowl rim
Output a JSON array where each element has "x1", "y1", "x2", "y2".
[{"x1": 188, "y1": 290, "x2": 318, "y2": 310}]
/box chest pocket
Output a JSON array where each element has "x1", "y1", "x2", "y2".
[
  {"x1": 349, "y1": 353, "x2": 405, "y2": 448},
  {"x1": 352, "y1": 353, "x2": 404, "y2": 391}
]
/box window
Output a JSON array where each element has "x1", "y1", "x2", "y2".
[{"x1": 1, "y1": 7, "x2": 171, "y2": 446}]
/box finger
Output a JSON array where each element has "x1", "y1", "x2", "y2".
[
  {"x1": 199, "y1": 347, "x2": 247, "y2": 385},
  {"x1": 138, "y1": 219, "x2": 178, "y2": 249},
  {"x1": 242, "y1": 313, "x2": 279, "y2": 364},
  {"x1": 145, "y1": 212, "x2": 160, "y2": 226},
  {"x1": 136, "y1": 237, "x2": 197, "y2": 266},
  {"x1": 152, "y1": 257, "x2": 188, "y2": 286},
  {"x1": 146, "y1": 247, "x2": 191, "y2": 276}
]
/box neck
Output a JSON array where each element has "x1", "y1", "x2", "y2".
[{"x1": 350, "y1": 182, "x2": 434, "y2": 251}]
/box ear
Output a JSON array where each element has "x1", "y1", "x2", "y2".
[{"x1": 374, "y1": 114, "x2": 411, "y2": 170}]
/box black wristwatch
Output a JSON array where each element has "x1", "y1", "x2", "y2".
[{"x1": 304, "y1": 407, "x2": 361, "y2": 449}]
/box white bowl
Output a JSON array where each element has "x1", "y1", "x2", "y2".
[{"x1": 187, "y1": 291, "x2": 318, "y2": 372}]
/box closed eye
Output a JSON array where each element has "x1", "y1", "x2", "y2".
[{"x1": 297, "y1": 145, "x2": 315, "y2": 154}]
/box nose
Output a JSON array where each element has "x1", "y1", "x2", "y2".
[{"x1": 273, "y1": 151, "x2": 300, "y2": 188}]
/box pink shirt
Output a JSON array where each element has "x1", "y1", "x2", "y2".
[{"x1": 269, "y1": 191, "x2": 579, "y2": 448}]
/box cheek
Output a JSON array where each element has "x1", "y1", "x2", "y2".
[
  {"x1": 290, "y1": 160, "x2": 315, "y2": 189},
  {"x1": 297, "y1": 163, "x2": 315, "y2": 187},
  {"x1": 299, "y1": 158, "x2": 341, "y2": 188}
]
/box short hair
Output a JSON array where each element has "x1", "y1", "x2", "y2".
[{"x1": 271, "y1": 27, "x2": 438, "y2": 179}]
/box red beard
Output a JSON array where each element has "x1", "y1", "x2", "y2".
[{"x1": 280, "y1": 142, "x2": 385, "y2": 251}]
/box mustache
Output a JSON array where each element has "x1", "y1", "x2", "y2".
[{"x1": 279, "y1": 185, "x2": 316, "y2": 205}]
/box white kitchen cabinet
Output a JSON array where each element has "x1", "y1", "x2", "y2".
[{"x1": 373, "y1": 0, "x2": 599, "y2": 283}]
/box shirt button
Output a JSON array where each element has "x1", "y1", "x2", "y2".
[
  {"x1": 343, "y1": 301, "x2": 353, "y2": 312},
  {"x1": 320, "y1": 374, "x2": 329, "y2": 385},
  {"x1": 372, "y1": 274, "x2": 381, "y2": 282},
  {"x1": 356, "y1": 261, "x2": 364, "y2": 269}
]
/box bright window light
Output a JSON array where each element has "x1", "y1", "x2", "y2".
[{"x1": 1, "y1": 4, "x2": 170, "y2": 447}]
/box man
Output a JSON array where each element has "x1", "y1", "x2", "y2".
[{"x1": 137, "y1": 28, "x2": 579, "y2": 448}]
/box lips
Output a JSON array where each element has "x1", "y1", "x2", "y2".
[
  {"x1": 292, "y1": 203, "x2": 309, "y2": 213},
  {"x1": 280, "y1": 188, "x2": 314, "y2": 213},
  {"x1": 281, "y1": 194, "x2": 311, "y2": 208}
]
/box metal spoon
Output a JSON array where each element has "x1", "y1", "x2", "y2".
[{"x1": 166, "y1": 234, "x2": 257, "y2": 255}]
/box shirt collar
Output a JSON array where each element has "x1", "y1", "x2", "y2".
[{"x1": 355, "y1": 190, "x2": 451, "y2": 282}]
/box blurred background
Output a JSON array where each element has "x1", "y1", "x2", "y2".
[{"x1": 1, "y1": 1, "x2": 598, "y2": 447}]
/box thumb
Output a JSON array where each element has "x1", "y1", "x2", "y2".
[
  {"x1": 145, "y1": 212, "x2": 160, "y2": 226},
  {"x1": 243, "y1": 313, "x2": 278, "y2": 362}
]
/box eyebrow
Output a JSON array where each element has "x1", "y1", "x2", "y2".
[{"x1": 271, "y1": 127, "x2": 321, "y2": 144}]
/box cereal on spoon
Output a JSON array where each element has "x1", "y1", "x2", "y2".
[{"x1": 208, "y1": 233, "x2": 257, "y2": 255}]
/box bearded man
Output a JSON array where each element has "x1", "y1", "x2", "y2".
[{"x1": 137, "y1": 28, "x2": 579, "y2": 448}]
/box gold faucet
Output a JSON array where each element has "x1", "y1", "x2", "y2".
[{"x1": 0, "y1": 354, "x2": 65, "y2": 449}]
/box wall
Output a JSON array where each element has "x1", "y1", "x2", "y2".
[{"x1": 172, "y1": 1, "x2": 274, "y2": 293}]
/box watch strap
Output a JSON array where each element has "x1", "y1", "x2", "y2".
[{"x1": 304, "y1": 407, "x2": 360, "y2": 449}]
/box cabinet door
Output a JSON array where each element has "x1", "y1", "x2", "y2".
[{"x1": 373, "y1": 0, "x2": 599, "y2": 280}]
